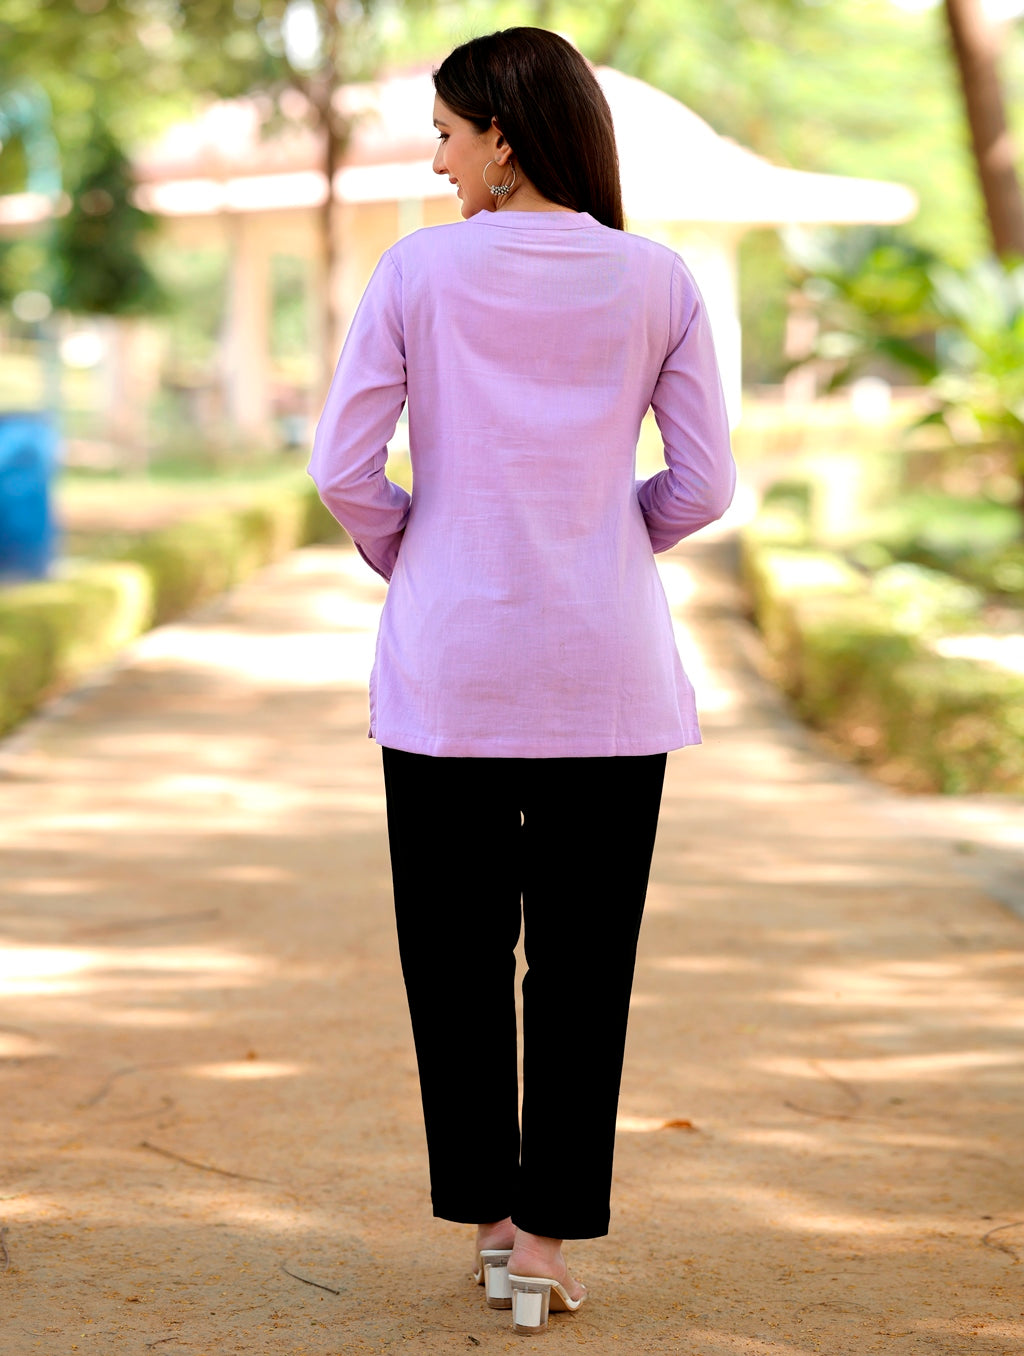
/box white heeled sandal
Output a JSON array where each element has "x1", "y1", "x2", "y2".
[
  {"x1": 508, "y1": 1273, "x2": 586, "y2": 1334},
  {"x1": 473, "y1": 1249, "x2": 513, "y2": 1309}
]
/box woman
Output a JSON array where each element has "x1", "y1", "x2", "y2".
[{"x1": 309, "y1": 28, "x2": 735, "y2": 1335}]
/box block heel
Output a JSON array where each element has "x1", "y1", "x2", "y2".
[
  {"x1": 509, "y1": 1274, "x2": 585, "y2": 1334},
  {"x1": 474, "y1": 1249, "x2": 513, "y2": 1309}
]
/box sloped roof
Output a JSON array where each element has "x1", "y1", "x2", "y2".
[
  {"x1": 599, "y1": 67, "x2": 916, "y2": 226},
  {"x1": 131, "y1": 64, "x2": 916, "y2": 226}
]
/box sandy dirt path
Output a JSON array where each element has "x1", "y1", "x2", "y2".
[{"x1": 2, "y1": 536, "x2": 1023, "y2": 1356}]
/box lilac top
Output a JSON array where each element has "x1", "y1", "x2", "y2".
[{"x1": 309, "y1": 209, "x2": 735, "y2": 757}]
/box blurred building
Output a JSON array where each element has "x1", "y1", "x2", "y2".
[{"x1": 6, "y1": 66, "x2": 918, "y2": 449}]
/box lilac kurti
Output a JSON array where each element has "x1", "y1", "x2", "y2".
[{"x1": 309, "y1": 209, "x2": 735, "y2": 758}]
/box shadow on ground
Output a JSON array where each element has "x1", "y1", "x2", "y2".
[{"x1": 1, "y1": 542, "x2": 1022, "y2": 1355}]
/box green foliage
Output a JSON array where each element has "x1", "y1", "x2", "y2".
[
  {"x1": 790, "y1": 231, "x2": 1024, "y2": 491},
  {"x1": 739, "y1": 230, "x2": 791, "y2": 385},
  {"x1": 174, "y1": 0, "x2": 386, "y2": 92},
  {"x1": 2, "y1": 0, "x2": 1022, "y2": 388},
  {"x1": 0, "y1": 562, "x2": 153, "y2": 733},
  {"x1": 0, "y1": 479, "x2": 344, "y2": 736},
  {"x1": 794, "y1": 598, "x2": 918, "y2": 725},
  {"x1": 1, "y1": 0, "x2": 393, "y2": 325},
  {"x1": 741, "y1": 526, "x2": 1024, "y2": 794},
  {"x1": 0, "y1": 82, "x2": 62, "y2": 201},
  {"x1": 927, "y1": 259, "x2": 1024, "y2": 455},
  {"x1": 4, "y1": 0, "x2": 1006, "y2": 265},
  {"x1": 880, "y1": 655, "x2": 1024, "y2": 795},
  {"x1": 392, "y1": 0, "x2": 994, "y2": 261},
  {"x1": 0, "y1": 237, "x2": 48, "y2": 309},
  {"x1": 762, "y1": 478, "x2": 813, "y2": 518},
  {"x1": 868, "y1": 562, "x2": 983, "y2": 635},
  {"x1": 861, "y1": 489, "x2": 1023, "y2": 567},
  {"x1": 787, "y1": 227, "x2": 940, "y2": 384},
  {"x1": 740, "y1": 537, "x2": 868, "y2": 691},
  {"x1": 0, "y1": 2, "x2": 192, "y2": 157},
  {"x1": 113, "y1": 482, "x2": 341, "y2": 624},
  {"x1": 0, "y1": 134, "x2": 28, "y2": 197},
  {"x1": 148, "y1": 244, "x2": 229, "y2": 375},
  {"x1": 121, "y1": 491, "x2": 323, "y2": 625},
  {"x1": 124, "y1": 512, "x2": 242, "y2": 625},
  {"x1": 2, "y1": 0, "x2": 1019, "y2": 385},
  {"x1": 51, "y1": 118, "x2": 165, "y2": 316},
  {"x1": 797, "y1": 597, "x2": 1024, "y2": 794},
  {"x1": 956, "y1": 542, "x2": 1024, "y2": 599},
  {"x1": 271, "y1": 253, "x2": 312, "y2": 362}
]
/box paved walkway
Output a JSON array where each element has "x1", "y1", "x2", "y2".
[{"x1": 1, "y1": 535, "x2": 1023, "y2": 1356}]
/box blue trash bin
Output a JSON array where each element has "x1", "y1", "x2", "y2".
[{"x1": 0, "y1": 412, "x2": 59, "y2": 580}]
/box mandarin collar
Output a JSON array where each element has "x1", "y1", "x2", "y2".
[{"x1": 469, "y1": 210, "x2": 597, "y2": 229}]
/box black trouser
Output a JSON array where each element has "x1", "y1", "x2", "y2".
[{"x1": 381, "y1": 747, "x2": 667, "y2": 1240}]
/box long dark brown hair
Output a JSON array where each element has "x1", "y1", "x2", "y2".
[{"x1": 433, "y1": 29, "x2": 624, "y2": 231}]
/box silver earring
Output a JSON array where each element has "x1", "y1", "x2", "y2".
[{"x1": 483, "y1": 159, "x2": 516, "y2": 197}]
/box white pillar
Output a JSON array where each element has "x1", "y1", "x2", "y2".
[
  {"x1": 221, "y1": 214, "x2": 272, "y2": 446},
  {"x1": 631, "y1": 221, "x2": 743, "y2": 429},
  {"x1": 101, "y1": 317, "x2": 161, "y2": 472}
]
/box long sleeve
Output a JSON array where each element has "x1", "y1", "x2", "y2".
[
  {"x1": 308, "y1": 251, "x2": 410, "y2": 582},
  {"x1": 312, "y1": 211, "x2": 732, "y2": 757},
  {"x1": 637, "y1": 257, "x2": 736, "y2": 553}
]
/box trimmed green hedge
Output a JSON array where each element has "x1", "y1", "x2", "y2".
[
  {"x1": 741, "y1": 526, "x2": 1024, "y2": 794},
  {"x1": 0, "y1": 562, "x2": 153, "y2": 735},
  {"x1": 0, "y1": 480, "x2": 343, "y2": 737}
]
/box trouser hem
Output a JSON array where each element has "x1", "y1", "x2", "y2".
[
  {"x1": 432, "y1": 1201, "x2": 513, "y2": 1226},
  {"x1": 430, "y1": 1200, "x2": 612, "y2": 1240},
  {"x1": 511, "y1": 1214, "x2": 611, "y2": 1241}
]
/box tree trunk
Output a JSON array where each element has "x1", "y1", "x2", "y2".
[
  {"x1": 310, "y1": 3, "x2": 355, "y2": 406},
  {"x1": 943, "y1": 0, "x2": 1024, "y2": 258},
  {"x1": 319, "y1": 107, "x2": 345, "y2": 402}
]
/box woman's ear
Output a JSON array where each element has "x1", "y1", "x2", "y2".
[{"x1": 490, "y1": 117, "x2": 512, "y2": 165}]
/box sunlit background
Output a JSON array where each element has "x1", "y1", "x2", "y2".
[
  {"x1": 1, "y1": 0, "x2": 1022, "y2": 791},
  {"x1": 2, "y1": 10, "x2": 1024, "y2": 1351}
]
